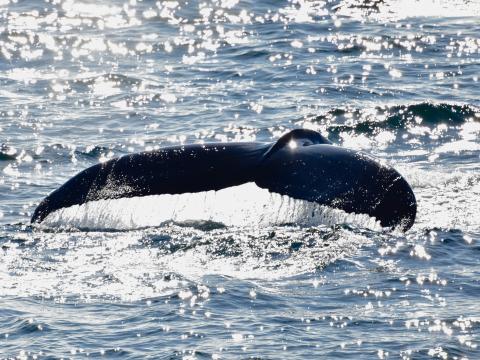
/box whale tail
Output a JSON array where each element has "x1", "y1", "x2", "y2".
[
  {"x1": 31, "y1": 142, "x2": 269, "y2": 223},
  {"x1": 32, "y1": 129, "x2": 416, "y2": 231},
  {"x1": 256, "y1": 129, "x2": 416, "y2": 231}
]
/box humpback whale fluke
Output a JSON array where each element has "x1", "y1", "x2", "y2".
[{"x1": 31, "y1": 129, "x2": 416, "y2": 231}]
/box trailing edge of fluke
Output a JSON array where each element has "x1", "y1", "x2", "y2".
[{"x1": 31, "y1": 129, "x2": 417, "y2": 231}]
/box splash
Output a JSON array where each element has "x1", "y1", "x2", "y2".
[
  {"x1": 399, "y1": 166, "x2": 480, "y2": 231},
  {"x1": 41, "y1": 183, "x2": 381, "y2": 231},
  {"x1": 0, "y1": 223, "x2": 376, "y2": 301}
]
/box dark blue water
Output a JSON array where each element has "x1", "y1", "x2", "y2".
[{"x1": 1, "y1": 0, "x2": 480, "y2": 358}]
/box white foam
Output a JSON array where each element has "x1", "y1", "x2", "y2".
[
  {"x1": 396, "y1": 164, "x2": 480, "y2": 231},
  {"x1": 0, "y1": 224, "x2": 375, "y2": 301},
  {"x1": 335, "y1": 0, "x2": 480, "y2": 21},
  {"x1": 42, "y1": 182, "x2": 381, "y2": 231}
]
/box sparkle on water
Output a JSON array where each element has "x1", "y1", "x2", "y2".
[{"x1": 1, "y1": 0, "x2": 480, "y2": 358}]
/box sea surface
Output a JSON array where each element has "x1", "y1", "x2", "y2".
[{"x1": 1, "y1": 0, "x2": 480, "y2": 358}]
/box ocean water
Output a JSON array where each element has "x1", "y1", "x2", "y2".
[{"x1": 1, "y1": 0, "x2": 480, "y2": 358}]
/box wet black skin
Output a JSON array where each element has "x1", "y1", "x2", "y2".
[{"x1": 31, "y1": 129, "x2": 416, "y2": 231}]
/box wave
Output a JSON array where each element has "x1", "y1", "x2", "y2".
[
  {"x1": 304, "y1": 102, "x2": 479, "y2": 136},
  {"x1": 72, "y1": 73, "x2": 142, "y2": 87},
  {"x1": 0, "y1": 153, "x2": 16, "y2": 161},
  {"x1": 0, "y1": 145, "x2": 17, "y2": 161}
]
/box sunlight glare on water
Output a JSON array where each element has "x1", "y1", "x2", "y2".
[{"x1": 0, "y1": 0, "x2": 479, "y2": 358}]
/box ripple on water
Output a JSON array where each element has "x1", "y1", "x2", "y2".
[{"x1": 0, "y1": 0, "x2": 480, "y2": 358}]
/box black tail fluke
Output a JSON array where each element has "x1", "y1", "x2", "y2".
[{"x1": 32, "y1": 130, "x2": 416, "y2": 231}]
